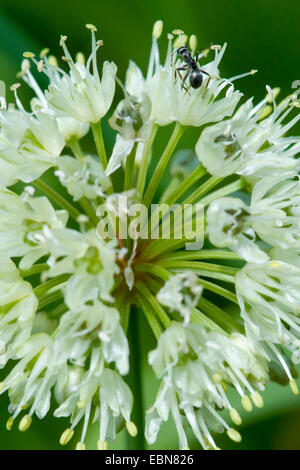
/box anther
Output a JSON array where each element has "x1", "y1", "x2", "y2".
[
  {"x1": 189, "y1": 34, "x2": 198, "y2": 52},
  {"x1": 6, "y1": 417, "x2": 13, "y2": 431},
  {"x1": 86, "y1": 23, "x2": 97, "y2": 32},
  {"x1": 210, "y1": 44, "x2": 222, "y2": 51},
  {"x1": 77, "y1": 400, "x2": 88, "y2": 409},
  {"x1": 290, "y1": 379, "x2": 299, "y2": 395},
  {"x1": 40, "y1": 48, "x2": 50, "y2": 58},
  {"x1": 37, "y1": 60, "x2": 44, "y2": 72},
  {"x1": 251, "y1": 391, "x2": 264, "y2": 408},
  {"x1": 18, "y1": 415, "x2": 32, "y2": 432},
  {"x1": 76, "y1": 442, "x2": 86, "y2": 450},
  {"x1": 227, "y1": 427, "x2": 242, "y2": 443},
  {"x1": 60, "y1": 35, "x2": 67, "y2": 46},
  {"x1": 96, "y1": 40, "x2": 104, "y2": 47},
  {"x1": 126, "y1": 421, "x2": 138, "y2": 437},
  {"x1": 229, "y1": 408, "x2": 242, "y2": 426},
  {"x1": 62, "y1": 56, "x2": 71, "y2": 63},
  {"x1": 10, "y1": 83, "x2": 21, "y2": 91},
  {"x1": 172, "y1": 29, "x2": 184, "y2": 35},
  {"x1": 48, "y1": 55, "x2": 58, "y2": 66},
  {"x1": 23, "y1": 52, "x2": 35, "y2": 58},
  {"x1": 250, "y1": 69, "x2": 258, "y2": 75},
  {"x1": 213, "y1": 372, "x2": 222, "y2": 384},
  {"x1": 152, "y1": 20, "x2": 163, "y2": 39},
  {"x1": 60, "y1": 428, "x2": 74, "y2": 446},
  {"x1": 241, "y1": 395, "x2": 253, "y2": 412},
  {"x1": 97, "y1": 440, "x2": 108, "y2": 450}
]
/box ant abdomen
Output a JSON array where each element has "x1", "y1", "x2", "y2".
[{"x1": 189, "y1": 70, "x2": 203, "y2": 89}]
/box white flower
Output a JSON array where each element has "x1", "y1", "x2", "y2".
[
  {"x1": 44, "y1": 227, "x2": 119, "y2": 308},
  {"x1": 0, "y1": 259, "x2": 38, "y2": 366},
  {"x1": 196, "y1": 92, "x2": 300, "y2": 178},
  {"x1": 147, "y1": 322, "x2": 267, "y2": 449},
  {"x1": 106, "y1": 92, "x2": 152, "y2": 175},
  {"x1": 126, "y1": 32, "x2": 242, "y2": 127},
  {"x1": 157, "y1": 272, "x2": 203, "y2": 325},
  {"x1": 0, "y1": 106, "x2": 64, "y2": 186},
  {"x1": 55, "y1": 154, "x2": 110, "y2": 201},
  {"x1": 236, "y1": 261, "x2": 300, "y2": 362},
  {"x1": 52, "y1": 301, "x2": 129, "y2": 374},
  {"x1": 43, "y1": 28, "x2": 117, "y2": 123},
  {"x1": 207, "y1": 196, "x2": 269, "y2": 263}
]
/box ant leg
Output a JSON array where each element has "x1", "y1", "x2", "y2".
[
  {"x1": 174, "y1": 65, "x2": 188, "y2": 84},
  {"x1": 181, "y1": 69, "x2": 191, "y2": 95},
  {"x1": 199, "y1": 69, "x2": 211, "y2": 97},
  {"x1": 175, "y1": 69, "x2": 190, "y2": 95}
]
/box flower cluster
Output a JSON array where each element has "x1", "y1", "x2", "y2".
[{"x1": 0, "y1": 19, "x2": 299, "y2": 450}]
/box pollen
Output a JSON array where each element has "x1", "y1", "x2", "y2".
[
  {"x1": 40, "y1": 48, "x2": 50, "y2": 58},
  {"x1": 251, "y1": 391, "x2": 264, "y2": 408},
  {"x1": 290, "y1": 379, "x2": 299, "y2": 395},
  {"x1": 126, "y1": 420, "x2": 138, "y2": 437},
  {"x1": 6, "y1": 417, "x2": 13, "y2": 431},
  {"x1": 241, "y1": 395, "x2": 253, "y2": 412},
  {"x1": 152, "y1": 20, "x2": 163, "y2": 39},
  {"x1": 97, "y1": 440, "x2": 108, "y2": 450},
  {"x1": 60, "y1": 428, "x2": 74, "y2": 446},
  {"x1": 18, "y1": 415, "x2": 32, "y2": 432},
  {"x1": 86, "y1": 23, "x2": 97, "y2": 32},
  {"x1": 227, "y1": 428, "x2": 242, "y2": 443},
  {"x1": 23, "y1": 51, "x2": 35, "y2": 58},
  {"x1": 229, "y1": 408, "x2": 242, "y2": 426}
]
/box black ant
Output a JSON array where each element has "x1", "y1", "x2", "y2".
[{"x1": 172, "y1": 46, "x2": 211, "y2": 95}]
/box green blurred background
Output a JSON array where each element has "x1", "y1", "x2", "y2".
[{"x1": 0, "y1": 0, "x2": 300, "y2": 450}]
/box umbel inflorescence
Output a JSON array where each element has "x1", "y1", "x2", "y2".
[{"x1": 0, "y1": 20, "x2": 300, "y2": 450}]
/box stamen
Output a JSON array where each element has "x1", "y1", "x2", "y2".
[
  {"x1": 290, "y1": 379, "x2": 299, "y2": 395},
  {"x1": 97, "y1": 440, "x2": 108, "y2": 450},
  {"x1": 6, "y1": 417, "x2": 13, "y2": 431},
  {"x1": 189, "y1": 34, "x2": 198, "y2": 53},
  {"x1": 250, "y1": 391, "x2": 264, "y2": 408},
  {"x1": 40, "y1": 48, "x2": 50, "y2": 58},
  {"x1": 76, "y1": 442, "x2": 86, "y2": 450},
  {"x1": 75, "y1": 52, "x2": 85, "y2": 64},
  {"x1": 60, "y1": 428, "x2": 74, "y2": 446},
  {"x1": 23, "y1": 52, "x2": 35, "y2": 58},
  {"x1": 18, "y1": 415, "x2": 32, "y2": 432},
  {"x1": 227, "y1": 427, "x2": 242, "y2": 443},
  {"x1": 37, "y1": 60, "x2": 44, "y2": 72},
  {"x1": 152, "y1": 20, "x2": 163, "y2": 39},
  {"x1": 86, "y1": 23, "x2": 98, "y2": 32},
  {"x1": 126, "y1": 420, "x2": 138, "y2": 437},
  {"x1": 241, "y1": 395, "x2": 253, "y2": 412},
  {"x1": 229, "y1": 408, "x2": 242, "y2": 426},
  {"x1": 48, "y1": 55, "x2": 58, "y2": 66}
]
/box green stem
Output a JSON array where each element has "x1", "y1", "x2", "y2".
[
  {"x1": 197, "y1": 278, "x2": 238, "y2": 304},
  {"x1": 20, "y1": 263, "x2": 49, "y2": 278},
  {"x1": 33, "y1": 179, "x2": 81, "y2": 222},
  {"x1": 183, "y1": 176, "x2": 223, "y2": 205},
  {"x1": 91, "y1": 120, "x2": 108, "y2": 169},
  {"x1": 199, "y1": 178, "x2": 244, "y2": 207},
  {"x1": 164, "y1": 165, "x2": 207, "y2": 206},
  {"x1": 68, "y1": 137, "x2": 84, "y2": 158},
  {"x1": 126, "y1": 308, "x2": 145, "y2": 450},
  {"x1": 135, "y1": 292, "x2": 163, "y2": 339},
  {"x1": 79, "y1": 197, "x2": 98, "y2": 226},
  {"x1": 143, "y1": 123, "x2": 185, "y2": 207},
  {"x1": 136, "y1": 124, "x2": 158, "y2": 199},
  {"x1": 135, "y1": 281, "x2": 171, "y2": 328},
  {"x1": 190, "y1": 307, "x2": 227, "y2": 334},
  {"x1": 124, "y1": 143, "x2": 137, "y2": 191},
  {"x1": 38, "y1": 290, "x2": 65, "y2": 309},
  {"x1": 134, "y1": 262, "x2": 170, "y2": 281},
  {"x1": 34, "y1": 273, "x2": 71, "y2": 298},
  {"x1": 158, "y1": 259, "x2": 238, "y2": 277},
  {"x1": 159, "y1": 249, "x2": 243, "y2": 261},
  {"x1": 197, "y1": 297, "x2": 243, "y2": 333}
]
